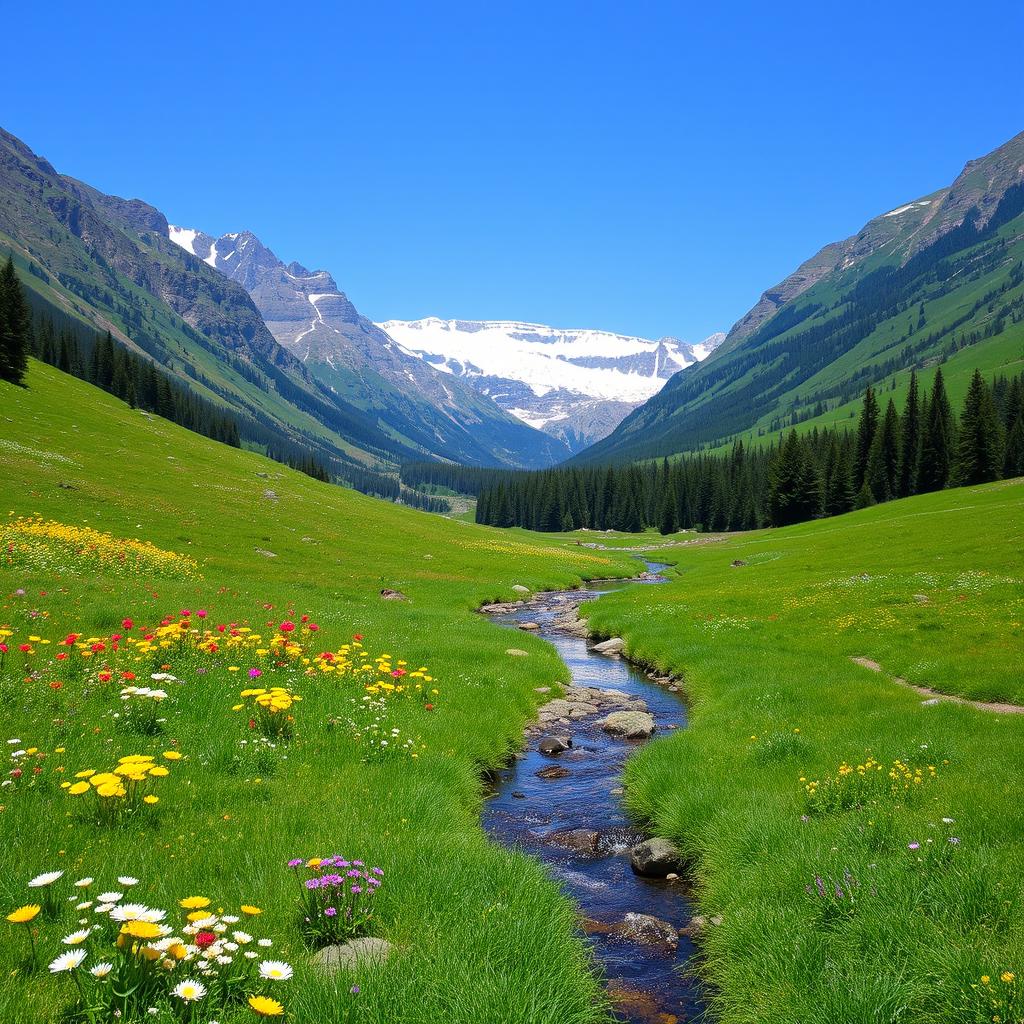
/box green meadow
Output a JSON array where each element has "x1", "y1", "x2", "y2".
[
  {"x1": 584, "y1": 481, "x2": 1024, "y2": 1023},
  {"x1": 0, "y1": 362, "x2": 638, "y2": 1023}
]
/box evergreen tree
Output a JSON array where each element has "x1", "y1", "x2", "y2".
[
  {"x1": 897, "y1": 370, "x2": 921, "y2": 497},
  {"x1": 865, "y1": 399, "x2": 900, "y2": 501},
  {"x1": 954, "y1": 369, "x2": 1004, "y2": 485},
  {"x1": 918, "y1": 369, "x2": 955, "y2": 492},
  {"x1": 657, "y1": 478, "x2": 678, "y2": 535},
  {"x1": 0, "y1": 255, "x2": 31, "y2": 385},
  {"x1": 854, "y1": 385, "x2": 879, "y2": 487}
]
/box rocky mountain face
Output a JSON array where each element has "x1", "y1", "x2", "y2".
[
  {"x1": 576, "y1": 128, "x2": 1024, "y2": 465},
  {"x1": 722, "y1": 130, "x2": 1024, "y2": 352},
  {"x1": 377, "y1": 317, "x2": 725, "y2": 452},
  {"x1": 169, "y1": 228, "x2": 571, "y2": 468}
]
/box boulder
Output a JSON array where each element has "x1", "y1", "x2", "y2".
[
  {"x1": 608, "y1": 913, "x2": 679, "y2": 952},
  {"x1": 548, "y1": 828, "x2": 601, "y2": 853},
  {"x1": 311, "y1": 937, "x2": 392, "y2": 975},
  {"x1": 538, "y1": 735, "x2": 571, "y2": 756},
  {"x1": 512, "y1": 585, "x2": 530, "y2": 594},
  {"x1": 629, "y1": 837, "x2": 682, "y2": 877},
  {"x1": 592, "y1": 637, "x2": 625, "y2": 654},
  {"x1": 598, "y1": 711, "x2": 656, "y2": 739},
  {"x1": 518, "y1": 622, "x2": 540, "y2": 631},
  {"x1": 380, "y1": 589, "x2": 407, "y2": 601}
]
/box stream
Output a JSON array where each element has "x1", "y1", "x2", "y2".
[{"x1": 482, "y1": 564, "x2": 706, "y2": 1023}]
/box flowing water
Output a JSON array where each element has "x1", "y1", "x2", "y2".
[{"x1": 482, "y1": 565, "x2": 706, "y2": 1023}]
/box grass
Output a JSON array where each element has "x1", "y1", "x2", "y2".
[
  {"x1": 0, "y1": 362, "x2": 640, "y2": 1024},
  {"x1": 582, "y1": 481, "x2": 1024, "y2": 1024}
]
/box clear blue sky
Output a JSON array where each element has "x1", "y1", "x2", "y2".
[{"x1": 5, "y1": 0, "x2": 1022, "y2": 340}]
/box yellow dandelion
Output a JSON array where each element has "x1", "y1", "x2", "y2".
[
  {"x1": 7, "y1": 904, "x2": 41, "y2": 924},
  {"x1": 248, "y1": 995, "x2": 284, "y2": 1016}
]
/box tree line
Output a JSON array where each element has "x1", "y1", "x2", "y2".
[{"x1": 470, "y1": 368, "x2": 1024, "y2": 533}]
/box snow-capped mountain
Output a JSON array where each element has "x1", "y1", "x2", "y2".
[
  {"x1": 167, "y1": 227, "x2": 571, "y2": 468},
  {"x1": 376, "y1": 318, "x2": 725, "y2": 451}
]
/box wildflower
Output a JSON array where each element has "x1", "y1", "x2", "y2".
[
  {"x1": 7, "y1": 904, "x2": 40, "y2": 923},
  {"x1": 908, "y1": 842, "x2": 920, "y2": 851},
  {"x1": 74, "y1": 877, "x2": 94, "y2": 888},
  {"x1": 248, "y1": 995, "x2": 284, "y2": 1016},
  {"x1": 982, "y1": 975, "x2": 991, "y2": 984},
  {"x1": 63, "y1": 928, "x2": 92, "y2": 945},
  {"x1": 90, "y1": 962, "x2": 113, "y2": 978},
  {"x1": 259, "y1": 960, "x2": 293, "y2": 981},
  {"x1": 28, "y1": 870, "x2": 64, "y2": 888},
  {"x1": 195, "y1": 930, "x2": 217, "y2": 949},
  {"x1": 49, "y1": 949, "x2": 87, "y2": 972},
  {"x1": 163, "y1": 751, "x2": 182, "y2": 760},
  {"x1": 172, "y1": 979, "x2": 208, "y2": 1002},
  {"x1": 180, "y1": 896, "x2": 211, "y2": 909},
  {"x1": 240, "y1": 905, "x2": 262, "y2": 916},
  {"x1": 1002, "y1": 972, "x2": 1015, "y2": 983},
  {"x1": 98, "y1": 892, "x2": 124, "y2": 904},
  {"x1": 121, "y1": 920, "x2": 163, "y2": 940},
  {"x1": 118, "y1": 876, "x2": 140, "y2": 886}
]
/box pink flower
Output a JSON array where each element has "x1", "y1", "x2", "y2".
[{"x1": 249, "y1": 668, "x2": 262, "y2": 679}]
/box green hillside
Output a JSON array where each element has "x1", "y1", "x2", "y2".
[
  {"x1": 0, "y1": 360, "x2": 637, "y2": 1023},
  {"x1": 576, "y1": 130, "x2": 1024, "y2": 464},
  {"x1": 584, "y1": 482, "x2": 1024, "y2": 1023}
]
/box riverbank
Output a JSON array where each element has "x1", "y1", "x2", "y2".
[{"x1": 581, "y1": 481, "x2": 1024, "y2": 1024}]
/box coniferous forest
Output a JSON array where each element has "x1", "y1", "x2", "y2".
[{"x1": 448, "y1": 368, "x2": 1024, "y2": 532}]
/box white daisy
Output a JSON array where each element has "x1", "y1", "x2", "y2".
[
  {"x1": 29, "y1": 870, "x2": 64, "y2": 888},
  {"x1": 257, "y1": 938, "x2": 273, "y2": 947},
  {"x1": 76, "y1": 902, "x2": 93, "y2": 911},
  {"x1": 90, "y1": 962, "x2": 113, "y2": 978},
  {"x1": 110, "y1": 903, "x2": 149, "y2": 922},
  {"x1": 63, "y1": 928, "x2": 92, "y2": 945},
  {"x1": 220, "y1": 914, "x2": 240, "y2": 924},
  {"x1": 49, "y1": 949, "x2": 87, "y2": 973},
  {"x1": 244, "y1": 950, "x2": 259, "y2": 959},
  {"x1": 232, "y1": 931, "x2": 252, "y2": 944},
  {"x1": 74, "y1": 877, "x2": 94, "y2": 888},
  {"x1": 171, "y1": 979, "x2": 207, "y2": 1002},
  {"x1": 117, "y1": 876, "x2": 140, "y2": 887},
  {"x1": 259, "y1": 960, "x2": 293, "y2": 981},
  {"x1": 94, "y1": 903, "x2": 116, "y2": 915},
  {"x1": 140, "y1": 907, "x2": 167, "y2": 923},
  {"x1": 98, "y1": 891, "x2": 124, "y2": 904}
]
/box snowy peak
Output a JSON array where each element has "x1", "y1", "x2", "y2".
[{"x1": 377, "y1": 317, "x2": 724, "y2": 450}]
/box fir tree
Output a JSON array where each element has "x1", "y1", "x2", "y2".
[
  {"x1": 854, "y1": 385, "x2": 879, "y2": 487},
  {"x1": 954, "y1": 370, "x2": 1004, "y2": 485},
  {"x1": 0, "y1": 255, "x2": 31, "y2": 385},
  {"x1": 897, "y1": 370, "x2": 921, "y2": 497},
  {"x1": 918, "y1": 368, "x2": 955, "y2": 492}
]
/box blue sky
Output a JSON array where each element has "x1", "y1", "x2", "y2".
[{"x1": 6, "y1": 0, "x2": 1022, "y2": 340}]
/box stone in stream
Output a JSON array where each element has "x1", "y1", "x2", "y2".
[
  {"x1": 311, "y1": 937, "x2": 392, "y2": 975},
  {"x1": 537, "y1": 735, "x2": 571, "y2": 756},
  {"x1": 592, "y1": 636, "x2": 625, "y2": 654},
  {"x1": 519, "y1": 621, "x2": 541, "y2": 631},
  {"x1": 598, "y1": 710, "x2": 656, "y2": 739},
  {"x1": 535, "y1": 764, "x2": 571, "y2": 780},
  {"x1": 547, "y1": 828, "x2": 601, "y2": 854},
  {"x1": 608, "y1": 912, "x2": 679, "y2": 952},
  {"x1": 629, "y1": 837, "x2": 683, "y2": 877}
]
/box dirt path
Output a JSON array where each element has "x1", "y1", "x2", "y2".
[{"x1": 849, "y1": 656, "x2": 1024, "y2": 714}]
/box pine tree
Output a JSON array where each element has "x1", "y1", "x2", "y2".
[
  {"x1": 1004, "y1": 416, "x2": 1024, "y2": 478},
  {"x1": 854, "y1": 385, "x2": 879, "y2": 487},
  {"x1": 897, "y1": 371, "x2": 921, "y2": 497},
  {"x1": 954, "y1": 369, "x2": 1005, "y2": 485},
  {"x1": 918, "y1": 369, "x2": 955, "y2": 492},
  {"x1": 865, "y1": 399, "x2": 900, "y2": 501},
  {"x1": 0, "y1": 255, "x2": 31, "y2": 385},
  {"x1": 657, "y1": 479, "x2": 678, "y2": 535}
]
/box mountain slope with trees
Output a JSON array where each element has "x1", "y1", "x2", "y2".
[{"x1": 574, "y1": 130, "x2": 1024, "y2": 465}]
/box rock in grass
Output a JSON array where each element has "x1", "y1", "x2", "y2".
[
  {"x1": 629, "y1": 837, "x2": 682, "y2": 877},
  {"x1": 380, "y1": 588, "x2": 407, "y2": 600},
  {"x1": 311, "y1": 937, "x2": 392, "y2": 975},
  {"x1": 598, "y1": 711, "x2": 655, "y2": 739},
  {"x1": 512, "y1": 584, "x2": 530, "y2": 593},
  {"x1": 505, "y1": 648, "x2": 529, "y2": 656},
  {"x1": 538, "y1": 735, "x2": 571, "y2": 755},
  {"x1": 592, "y1": 637, "x2": 625, "y2": 654}
]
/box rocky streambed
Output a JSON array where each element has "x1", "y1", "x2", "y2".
[{"x1": 480, "y1": 569, "x2": 708, "y2": 1023}]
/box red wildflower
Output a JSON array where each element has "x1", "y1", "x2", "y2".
[
  {"x1": 248, "y1": 720, "x2": 256, "y2": 731},
  {"x1": 63, "y1": 634, "x2": 80, "y2": 646},
  {"x1": 195, "y1": 931, "x2": 216, "y2": 949},
  {"x1": 49, "y1": 681, "x2": 63, "y2": 690},
  {"x1": 55, "y1": 652, "x2": 67, "y2": 661},
  {"x1": 425, "y1": 703, "x2": 434, "y2": 711},
  {"x1": 121, "y1": 618, "x2": 134, "y2": 630},
  {"x1": 121, "y1": 671, "x2": 136, "y2": 681},
  {"x1": 353, "y1": 634, "x2": 363, "y2": 641},
  {"x1": 90, "y1": 643, "x2": 106, "y2": 653},
  {"x1": 300, "y1": 614, "x2": 309, "y2": 623},
  {"x1": 98, "y1": 672, "x2": 112, "y2": 683},
  {"x1": 11, "y1": 768, "x2": 22, "y2": 779},
  {"x1": 0, "y1": 643, "x2": 8, "y2": 654},
  {"x1": 279, "y1": 621, "x2": 295, "y2": 633},
  {"x1": 19, "y1": 643, "x2": 32, "y2": 653},
  {"x1": 308, "y1": 623, "x2": 319, "y2": 632}
]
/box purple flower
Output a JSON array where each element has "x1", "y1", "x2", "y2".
[
  {"x1": 305, "y1": 878, "x2": 321, "y2": 889},
  {"x1": 249, "y1": 668, "x2": 262, "y2": 679},
  {"x1": 908, "y1": 842, "x2": 920, "y2": 850},
  {"x1": 351, "y1": 885, "x2": 363, "y2": 894},
  {"x1": 288, "y1": 858, "x2": 303, "y2": 868},
  {"x1": 322, "y1": 874, "x2": 342, "y2": 885},
  {"x1": 347, "y1": 869, "x2": 361, "y2": 878},
  {"x1": 324, "y1": 907, "x2": 337, "y2": 917},
  {"x1": 352, "y1": 860, "x2": 364, "y2": 867},
  {"x1": 814, "y1": 875, "x2": 826, "y2": 898},
  {"x1": 350, "y1": 985, "x2": 360, "y2": 995},
  {"x1": 371, "y1": 867, "x2": 383, "y2": 876}
]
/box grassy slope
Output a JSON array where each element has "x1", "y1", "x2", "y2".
[
  {"x1": 0, "y1": 362, "x2": 639, "y2": 1024},
  {"x1": 584, "y1": 483, "x2": 1024, "y2": 1023}
]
